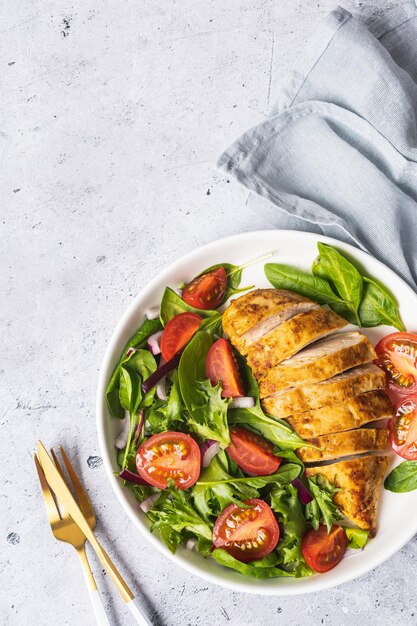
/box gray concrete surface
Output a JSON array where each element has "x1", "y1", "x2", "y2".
[{"x1": 2, "y1": 1, "x2": 416, "y2": 624}]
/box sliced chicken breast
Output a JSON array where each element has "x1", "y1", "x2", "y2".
[
  {"x1": 297, "y1": 428, "x2": 389, "y2": 463},
  {"x1": 259, "y1": 332, "x2": 376, "y2": 398},
  {"x1": 222, "y1": 288, "x2": 316, "y2": 354},
  {"x1": 283, "y1": 390, "x2": 393, "y2": 438},
  {"x1": 306, "y1": 455, "x2": 390, "y2": 536},
  {"x1": 246, "y1": 307, "x2": 347, "y2": 376},
  {"x1": 263, "y1": 363, "x2": 386, "y2": 418}
]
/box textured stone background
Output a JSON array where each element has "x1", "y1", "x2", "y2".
[{"x1": 2, "y1": 1, "x2": 416, "y2": 625}]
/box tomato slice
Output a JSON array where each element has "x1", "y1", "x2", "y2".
[
  {"x1": 226, "y1": 427, "x2": 281, "y2": 476},
  {"x1": 182, "y1": 267, "x2": 227, "y2": 310},
  {"x1": 301, "y1": 524, "x2": 348, "y2": 573},
  {"x1": 160, "y1": 312, "x2": 202, "y2": 361},
  {"x1": 375, "y1": 332, "x2": 417, "y2": 394},
  {"x1": 206, "y1": 338, "x2": 245, "y2": 398},
  {"x1": 136, "y1": 432, "x2": 201, "y2": 490},
  {"x1": 388, "y1": 394, "x2": 417, "y2": 460},
  {"x1": 213, "y1": 498, "x2": 279, "y2": 563}
]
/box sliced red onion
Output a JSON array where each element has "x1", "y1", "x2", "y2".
[
  {"x1": 145, "y1": 306, "x2": 160, "y2": 320},
  {"x1": 147, "y1": 331, "x2": 163, "y2": 356},
  {"x1": 201, "y1": 439, "x2": 221, "y2": 467},
  {"x1": 343, "y1": 547, "x2": 364, "y2": 559},
  {"x1": 230, "y1": 396, "x2": 255, "y2": 409},
  {"x1": 125, "y1": 346, "x2": 135, "y2": 358},
  {"x1": 139, "y1": 493, "x2": 160, "y2": 513},
  {"x1": 185, "y1": 538, "x2": 197, "y2": 551},
  {"x1": 142, "y1": 353, "x2": 181, "y2": 393},
  {"x1": 119, "y1": 468, "x2": 149, "y2": 486},
  {"x1": 156, "y1": 380, "x2": 167, "y2": 401},
  {"x1": 134, "y1": 410, "x2": 145, "y2": 448},
  {"x1": 291, "y1": 478, "x2": 313, "y2": 504},
  {"x1": 114, "y1": 412, "x2": 130, "y2": 449}
]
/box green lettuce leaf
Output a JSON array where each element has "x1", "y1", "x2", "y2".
[
  {"x1": 212, "y1": 549, "x2": 294, "y2": 578},
  {"x1": 305, "y1": 474, "x2": 343, "y2": 531},
  {"x1": 179, "y1": 331, "x2": 230, "y2": 447},
  {"x1": 345, "y1": 527, "x2": 369, "y2": 549}
]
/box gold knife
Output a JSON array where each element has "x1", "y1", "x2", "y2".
[{"x1": 37, "y1": 441, "x2": 152, "y2": 625}]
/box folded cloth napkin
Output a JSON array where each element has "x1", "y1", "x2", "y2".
[{"x1": 218, "y1": 2, "x2": 417, "y2": 288}]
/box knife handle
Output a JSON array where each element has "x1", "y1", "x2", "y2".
[{"x1": 127, "y1": 598, "x2": 153, "y2": 625}]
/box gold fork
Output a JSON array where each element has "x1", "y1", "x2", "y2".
[{"x1": 35, "y1": 450, "x2": 110, "y2": 625}]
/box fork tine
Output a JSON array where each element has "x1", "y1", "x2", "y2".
[
  {"x1": 34, "y1": 453, "x2": 61, "y2": 526},
  {"x1": 50, "y1": 448, "x2": 66, "y2": 480},
  {"x1": 59, "y1": 446, "x2": 95, "y2": 522}
]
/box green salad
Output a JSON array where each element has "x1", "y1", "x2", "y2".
[{"x1": 106, "y1": 248, "x2": 376, "y2": 579}]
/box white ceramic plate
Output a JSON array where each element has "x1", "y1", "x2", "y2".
[{"x1": 97, "y1": 230, "x2": 417, "y2": 595}]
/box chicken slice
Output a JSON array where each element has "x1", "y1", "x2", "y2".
[
  {"x1": 263, "y1": 363, "x2": 386, "y2": 418},
  {"x1": 222, "y1": 288, "x2": 317, "y2": 354},
  {"x1": 259, "y1": 332, "x2": 376, "y2": 398},
  {"x1": 283, "y1": 390, "x2": 393, "y2": 438},
  {"x1": 246, "y1": 307, "x2": 347, "y2": 376},
  {"x1": 297, "y1": 428, "x2": 388, "y2": 463},
  {"x1": 305, "y1": 455, "x2": 390, "y2": 536}
]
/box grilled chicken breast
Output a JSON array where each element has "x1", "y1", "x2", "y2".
[
  {"x1": 284, "y1": 390, "x2": 393, "y2": 439},
  {"x1": 263, "y1": 363, "x2": 386, "y2": 418},
  {"x1": 222, "y1": 288, "x2": 317, "y2": 354},
  {"x1": 246, "y1": 307, "x2": 347, "y2": 376},
  {"x1": 259, "y1": 332, "x2": 376, "y2": 397},
  {"x1": 297, "y1": 428, "x2": 389, "y2": 463},
  {"x1": 306, "y1": 455, "x2": 390, "y2": 536}
]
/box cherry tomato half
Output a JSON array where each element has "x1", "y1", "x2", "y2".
[
  {"x1": 182, "y1": 267, "x2": 227, "y2": 310},
  {"x1": 136, "y1": 431, "x2": 201, "y2": 490},
  {"x1": 388, "y1": 394, "x2": 417, "y2": 460},
  {"x1": 227, "y1": 427, "x2": 281, "y2": 476},
  {"x1": 160, "y1": 312, "x2": 202, "y2": 361},
  {"x1": 213, "y1": 498, "x2": 280, "y2": 563},
  {"x1": 375, "y1": 332, "x2": 417, "y2": 394},
  {"x1": 301, "y1": 524, "x2": 348, "y2": 573},
  {"x1": 206, "y1": 338, "x2": 245, "y2": 398}
]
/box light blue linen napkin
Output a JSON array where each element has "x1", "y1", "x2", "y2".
[{"x1": 218, "y1": 3, "x2": 417, "y2": 288}]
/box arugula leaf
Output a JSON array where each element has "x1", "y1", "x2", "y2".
[
  {"x1": 345, "y1": 527, "x2": 369, "y2": 549},
  {"x1": 305, "y1": 474, "x2": 343, "y2": 531},
  {"x1": 228, "y1": 358, "x2": 312, "y2": 451},
  {"x1": 270, "y1": 484, "x2": 314, "y2": 577},
  {"x1": 212, "y1": 549, "x2": 294, "y2": 578},
  {"x1": 384, "y1": 461, "x2": 417, "y2": 492},
  {"x1": 147, "y1": 484, "x2": 212, "y2": 554},
  {"x1": 192, "y1": 452, "x2": 258, "y2": 522},
  {"x1": 160, "y1": 287, "x2": 218, "y2": 326},
  {"x1": 196, "y1": 463, "x2": 300, "y2": 489},
  {"x1": 264, "y1": 263, "x2": 344, "y2": 305},
  {"x1": 312, "y1": 243, "x2": 363, "y2": 325},
  {"x1": 179, "y1": 331, "x2": 230, "y2": 447},
  {"x1": 359, "y1": 277, "x2": 405, "y2": 331}
]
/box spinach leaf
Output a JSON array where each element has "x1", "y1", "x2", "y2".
[
  {"x1": 270, "y1": 484, "x2": 314, "y2": 577},
  {"x1": 192, "y1": 452, "x2": 258, "y2": 522},
  {"x1": 160, "y1": 287, "x2": 218, "y2": 326},
  {"x1": 228, "y1": 358, "x2": 313, "y2": 451},
  {"x1": 359, "y1": 277, "x2": 405, "y2": 331},
  {"x1": 106, "y1": 318, "x2": 162, "y2": 418},
  {"x1": 264, "y1": 263, "x2": 344, "y2": 305},
  {"x1": 196, "y1": 463, "x2": 301, "y2": 490},
  {"x1": 212, "y1": 549, "x2": 294, "y2": 578},
  {"x1": 345, "y1": 527, "x2": 369, "y2": 549},
  {"x1": 384, "y1": 461, "x2": 417, "y2": 492},
  {"x1": 312, "y1": 242, "x2": 363, "y2": 325},
  {"x1": 147, "y1": 483, "x2": 213, "y2": 554},
  {"x1": 305, "y1": 474, "x2": 343, "y2": 531},
  {"x1": 200, "y1": 312, "x2": 223, "y2": 336},
  {"x1": 178, "y1": 331, "x2": 230, "y2": 447}
]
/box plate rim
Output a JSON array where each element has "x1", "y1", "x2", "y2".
[{"x1": 96, "y1": 229, "x2": 417, "y2": 595}]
